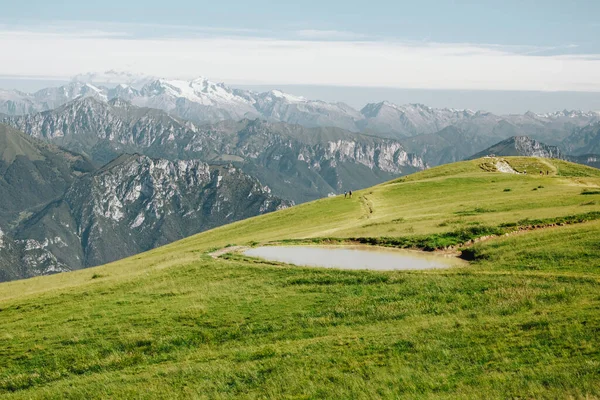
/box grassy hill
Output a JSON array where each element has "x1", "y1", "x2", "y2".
[{"x1": 1, "y1": 157, "x2": 600, "y2": 398}]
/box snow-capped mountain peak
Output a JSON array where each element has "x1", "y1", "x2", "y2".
[
  {"x1": 81, "y1": 83, "x2": 107, "y2": 100},
  {"x1": 139, "y1": 78, "x2": 253, "y2": 107},
  {"x1": 268, "y1": 89, "x2": 306, "y2": 103}
]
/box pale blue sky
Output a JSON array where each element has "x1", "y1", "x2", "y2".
[
  {"x1": 2, "y1": 0, "x2": 598, "y2": 52},
  {"x1": 1, "y1": 1, "x2": 599, "y2": 112}
]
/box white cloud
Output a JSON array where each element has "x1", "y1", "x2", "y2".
[
  {"x1": 1, "y1": 25, "x2": 600, "y2": 92},
  {"x1": 295, "y1": 29, "x2": 368, "y2": 40}
]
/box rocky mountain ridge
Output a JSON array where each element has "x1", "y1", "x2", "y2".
[
  {"x1": 13, "y1": 154, "x2": 291, "y2": 273},
  {"x1": 463, "y1": 130, "x2": 600, "y2": 170},
  {"x1": 464, "y1": 133, "x2": 600, "y2": 170},
  {"x1": 468, "y1": 136, "x2": 563, "y2": 160},
  {"x1": 0, "y1": 124, "x2": 291, "y2": 282},
  {"x1": 3, "y1": 98, "x2": 425, "y2": 203}
]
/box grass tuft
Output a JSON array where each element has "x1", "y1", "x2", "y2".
[{"x1": 582, "y1": 189, "x2": 600, "y2": 195}]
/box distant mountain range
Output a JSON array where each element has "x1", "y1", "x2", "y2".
[
  {"x1": 2, "y1": 97, "x2": 425, "y2": 203},
  {"x1": 0, "y1": 79, "x2": 363, "y2": 131},
  {"x1": 0, "y1": 124, "x2": 290, "y2": 282},
  {"x1": 566, "y1": 154, "x2": 600, "y2": 169},
  {"x1": 2, "y1": 78, "x2": 598, "y2": 141},
  {"x1": 2, "y1": 76, "x2": 598, "y2": 172},
  {"x1": 562, "y1": 122, "x2": 600, "y2": 156}
]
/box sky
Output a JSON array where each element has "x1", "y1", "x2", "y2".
[{"x1": 1, "y1": 0, "x2": 599, "y2": 112}]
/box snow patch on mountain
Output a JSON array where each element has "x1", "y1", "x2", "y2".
[
  {"x1": 536, "y1": 110, "x2": 600, "y2": 119},
  {"x1": 268, "y1": 90, "x2": 306, "y2": 103}
]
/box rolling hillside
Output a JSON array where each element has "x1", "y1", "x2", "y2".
[{"x1": 1, "y1": 157, "x2": 600, "y2": 398}]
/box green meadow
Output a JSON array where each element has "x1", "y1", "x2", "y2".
[{"x1": 1, "y1": 157, "x2": 600, "y2": 399}]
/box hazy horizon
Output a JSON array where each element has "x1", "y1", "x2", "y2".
[
  {"x1": 236, "y1": 84, "x2": 600, "y2": 115},
  {"x1": 1, "y1": 76, "x2": 599, "y2": 115}
]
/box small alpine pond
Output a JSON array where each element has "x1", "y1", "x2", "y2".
[{"x1": 243, "y1": 245, "x2": 465, "y2": 271}]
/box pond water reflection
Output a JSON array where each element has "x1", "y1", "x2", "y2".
[{"x1": 243, "y1": 245, "x2": 463, "y2": 271}]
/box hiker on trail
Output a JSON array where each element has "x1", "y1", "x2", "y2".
[
  {"x1": 344, "y1": 191, "x2": 347, "y2": 198},
  {"x1": 349, "y1": 190, "x2": 353, "y2": 198},
  {"x1": 546, "y1": 170, "x2": 549, "y2": 175},
  {"x1": 540, "y1": 171, "x2": 543, "y2": 176}
]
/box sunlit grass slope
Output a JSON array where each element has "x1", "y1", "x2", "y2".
[{"x1": 1, "y1": 157, "x2": 600, "y2": 399}]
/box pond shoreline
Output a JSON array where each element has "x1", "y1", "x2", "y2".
[{"x1": 240, "y1": 245, "x2": 466, "y2": 271}]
